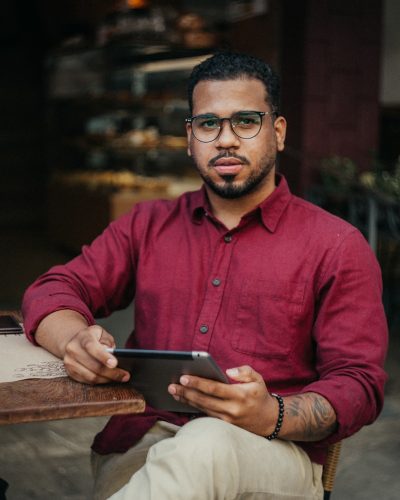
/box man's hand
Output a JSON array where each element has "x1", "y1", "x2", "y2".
[
  {"x1": 63, "y1": 325, "x2": 130, "y2": 385},
  {"x1": 168, "y1": 365, "x2": 278, "y2": 436},
  {"x1": 35, "y1": 309, "x2": 130, "y2": 385},
  {"x1": 168, "y1": 365, "x2": 337, "y2": 441}
]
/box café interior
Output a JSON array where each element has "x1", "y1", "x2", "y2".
[{"x1": 0, "y1": 1, "x2": 399, "y2": 499}]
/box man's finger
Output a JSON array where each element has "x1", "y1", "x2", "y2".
[
  {"x1": 64, "y1": 344, "x2": 130, "y2": 384},
  {"x1": 225, "y1": 365, "x2": 263, "y2": 383},
  {"x1": 179, "y1": 375, "x2": 234, "y2": 400},
  {"x1": 78, "y1": 327, "x2": 117, "y2": 369},
  {"x1": 64, "y1": 357, "x2": 118, "y2": 385},
  {"x1": 168, "y1": 383, "x2": 228, "y2": 414}
]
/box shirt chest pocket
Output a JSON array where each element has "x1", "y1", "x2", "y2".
[{"x1": 231, "y1": 278, "x2": 306, "y2": 359}]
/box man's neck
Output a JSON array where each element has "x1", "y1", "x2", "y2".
[{"x1": 206, "y1": 180, "x2": 276, "y2": 231}]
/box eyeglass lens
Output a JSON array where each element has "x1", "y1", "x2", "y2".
[{"x1": 191, "y1": 111, "x2": 263, "y2": 142}]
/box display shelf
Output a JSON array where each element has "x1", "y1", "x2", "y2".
[{"x1": 46, "y1": 46, "x2": 209, "y2": 174}]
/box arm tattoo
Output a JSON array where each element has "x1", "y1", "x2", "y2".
[{"x1": 286, "y1": 393, "x2": 337, "y2": 441}]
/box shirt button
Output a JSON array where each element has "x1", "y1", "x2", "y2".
[
  {"x1": 224, "y1": 235, "x2": 233, "y2": 243},
  {"x1": 212, "y1": 278, "x2": 221, "y2": 287},
  {"x1": 199, "y1": 325, "x2": 209, "y2": 334}
]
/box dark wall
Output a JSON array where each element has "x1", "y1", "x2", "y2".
[
  {"x1": 0, "y1": 3, "x2": 47, "y2": 227},
  {"x1": 0, "y1": 1, "x2": 115, "y2": 228},
  {"x1": 280, "y1": 0, "x2": 383, "y2": 195}
]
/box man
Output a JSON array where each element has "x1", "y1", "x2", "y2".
[{"x1": 23, "y1": 52, "x2": 387, "y2": 499}]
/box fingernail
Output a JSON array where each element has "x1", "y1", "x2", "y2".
[
  {"x1": 226, "y1": 368, "x2": 239, "y2": 377},
  {"x1": 122, "y1": 373, "x2": 130, "y2": 382},
  {"x1": 180, "y1": 376, "x2": 189, "y2": 386},
  {"x1": 106, "y1": 357, "x2": 117, "y2": 368}
]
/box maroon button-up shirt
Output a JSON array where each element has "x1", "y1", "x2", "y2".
[{"x1": 22, "y1": 176, "x2": 388, "y2": 465}]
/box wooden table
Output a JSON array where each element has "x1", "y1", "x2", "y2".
[
  {"x1": 0, "y1": 376, "x2": 145, "y2": 425},
  {"x1": 0, "y1": 311, "x2": 145, "y2": 425}
]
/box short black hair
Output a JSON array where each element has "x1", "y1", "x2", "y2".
[{"x1": 188, "y1": 51, "x2": 281, "y2": 115}]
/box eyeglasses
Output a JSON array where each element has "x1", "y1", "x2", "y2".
[{"x1": 185, "y1": 110, "x2": 275, "y2": 143}]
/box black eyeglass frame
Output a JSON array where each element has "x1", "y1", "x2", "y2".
[{"x1": 185, "y1": 110, "x2": 277, "y2": 143}]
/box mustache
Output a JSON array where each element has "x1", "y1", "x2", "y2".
[{"x1": 208, "y1": 152, "x2": 250, "y2": 167}]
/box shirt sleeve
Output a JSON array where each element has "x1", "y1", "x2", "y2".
[
  {"x1": 300, "y1": 229, "x2": 388, "y2": 444},
  {"x1": 22, "y1": 209, "x2": 138, "y2": 343}
]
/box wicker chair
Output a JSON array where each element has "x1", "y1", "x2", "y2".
[{"x1": 322, "y1": 441, "x2": 342, "y2": 499}]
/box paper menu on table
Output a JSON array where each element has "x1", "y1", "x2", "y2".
[{"x1": 0, "y1": 332, "x2": 67, "y2": 383}]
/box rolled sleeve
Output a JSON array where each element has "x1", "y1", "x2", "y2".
[
  {"x1": 22, "y1": 210, "x2": 138, "y2": 343},
  {"x1": 22, "y1": 288, "x2": 96, "y2": 343},
  {"x1": 303, "y1": 229, "x2": 388, "y2": 444}
]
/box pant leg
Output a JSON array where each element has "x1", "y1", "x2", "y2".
[
  {"x1": 109, "y1": 417, "x2": 324, "y2": 500},
  {"x1": 91, "y1": 421, "x2": 180, "y2": 500}
]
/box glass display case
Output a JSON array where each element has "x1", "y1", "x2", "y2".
[{"x1": 46, "y1": 47, "x2": 214, "y2": 175}]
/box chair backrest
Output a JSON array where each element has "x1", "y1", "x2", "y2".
[{"x1": 322, "y1": 441, "x2": 342, "y2": 499}]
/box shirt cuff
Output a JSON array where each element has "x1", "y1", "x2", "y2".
[{"x1": 22, "y1": 295, "x2": 96, "y2": 344}]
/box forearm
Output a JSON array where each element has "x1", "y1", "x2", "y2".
[
  {"x1": 278, "y1": 392, "x2": 337, "y2": 442},
  {"x1": 35, "y1": 309, "x2": 89, "y2": 359}
]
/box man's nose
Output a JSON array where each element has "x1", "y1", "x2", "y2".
[{"x1": 215, "y1": 119, "x2": 240, "y2": 148}]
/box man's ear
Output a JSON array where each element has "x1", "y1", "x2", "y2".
[{"x1": 274, "y1": 116, "x2": 287, "y2": 152}]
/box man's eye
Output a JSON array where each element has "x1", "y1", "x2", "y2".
[
  {"x1": 235, "y1": 115, "x2": 258, "y2": 126},
  {"x1": 199, "y1": 118, "x2": 219, "y2": 128}
]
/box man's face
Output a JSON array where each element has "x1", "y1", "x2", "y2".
[{"x1": 186, "y1": 78, "x2": 286, "y2": 200}]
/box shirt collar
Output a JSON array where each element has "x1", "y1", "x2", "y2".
[
  {"x1": 191, "y1": 185, "x2": 213, "y2": 224},
  {"x1": 258, "y1": 174, "x2": 292, "y2": 232},
  {"x1": 191, "y1": 174, "x2": 292, "y2": 232}
]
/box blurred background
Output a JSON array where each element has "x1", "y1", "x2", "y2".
[{"x1": 0, "y1": 1, "x2": 399, "y2": 499}]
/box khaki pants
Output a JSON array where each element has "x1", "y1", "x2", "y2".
[{"x1": 91, "y1": 417, "x2": 323, "y2": 500}]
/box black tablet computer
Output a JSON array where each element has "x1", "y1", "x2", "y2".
[{"x1": 108, "y1": 349, "x2": 229, "y2": 413}]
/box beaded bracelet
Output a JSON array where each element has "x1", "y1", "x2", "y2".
[{"x1": 266, "y1": 393, "x2": 284, "y2": 441}]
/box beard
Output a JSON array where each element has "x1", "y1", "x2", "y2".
[{"x1": 192, "y1": 151, "x2": 277, "y2": 199}]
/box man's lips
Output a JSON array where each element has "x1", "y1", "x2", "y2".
[{"x1": 212, "y1": 157, "x2": 243, "y2": 175}]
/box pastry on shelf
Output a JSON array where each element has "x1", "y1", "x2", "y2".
[
  {"x1": 109, "y1": 127, "x2": 160, "y2": 150},
  {"x1": 51, "y1": 169, "x2": 170, "y2": 192},
  {"x1": 160, "y1": 135, "x2": 187, "y2": 149}
]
